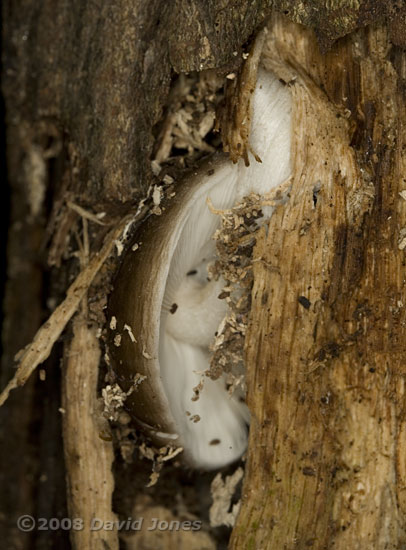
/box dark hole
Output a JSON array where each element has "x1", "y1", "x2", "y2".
[
  {"x1": 170, "y1": 303, "x2": 178, "y2": 314},
  {"x1": 187, "y1": 269, "x2": 197, "y2": 276},
  {"x1": 210, "y1": 439, "x2": 221, "y2": 446},
  {"x1": 298, "y1": 296, "x2": 311, "y2": 309},
  {"x1": 312, "y1": 184, "x2": 321, "y2": 207}
]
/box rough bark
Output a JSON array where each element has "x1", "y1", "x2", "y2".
[
  {"x1": 1, "y1": 4, "x2": 277, "y2": 548},
  {"x1": 2, "y1": 1, "x2": 406, "y2": 550}
]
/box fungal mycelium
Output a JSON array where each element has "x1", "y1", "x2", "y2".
[{"x1": 108, "y1": 64, "x2": 292, "y2": 470}]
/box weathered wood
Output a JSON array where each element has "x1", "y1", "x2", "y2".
[
  {"x1": 62, "y1": 315, "x2": 118, "y2": 550},
  {"x1": 2, "y1": 1, "x2": 406, "y2": 549},
  {"x1": 231, "y1": 16, "x2": 406, "y2": 549},
  {"x1": 1, "y1": 4, "x2": 278, "y2": 548}
]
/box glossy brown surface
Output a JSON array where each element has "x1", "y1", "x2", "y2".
[{"x1": 107, "y1": 155, "x2": 227, "y2": 444}]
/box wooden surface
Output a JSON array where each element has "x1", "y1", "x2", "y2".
[
  {"x1": 231, "y1": 16, "x2": 406, "y2": 550},
  {"x1": 62, "y1": 315, "x2": 118, "y2": 550},
  {"x1": 2, "y1": 2, "x2": 406, "y2": 549}
]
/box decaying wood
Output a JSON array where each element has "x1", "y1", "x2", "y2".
[
  {"x1": 231, "y1": 15, "x2": 406, "y2": 549},
  {"x1": 209, "y1": 468, "x2": 244, "y2": 528},
  {"x1": 218, "y1": 29, "x2": 266, "y2": 166},
  {"x1": 0, "y1": 212, "x2": 141, "y2": 408},
  {"x1": 62, "y1": 314, "x2": 118, "y2": 550},
  {"x1": 3, "y1": 1, "x2": 406, "y2": 549}
]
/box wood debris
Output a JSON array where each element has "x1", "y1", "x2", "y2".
[
  {"x1": 138, "y1": 442, "x2": 184, "y2": 487},
  {"x1": 123, "y1": 323, "x2": 137, "y2": 343},
  {"x1": 153, "y1": 70, "x2": 224, "y2": 167},
  {"x1": 102, "y1": 383, "x2": 129, "y2": 422},
  {"x1": 0, "y1": 211, "x2": 145, "y2": 408},
  {"x1": 209, "y1": 467, "x2": 244, "y2": 528}
]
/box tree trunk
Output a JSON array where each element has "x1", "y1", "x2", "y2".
[
  {"x1": 2, "y1": 2, "x2": 406, "y2": 550},
  {"x1": 232, "y1": 16, "x2": 406, "y2": 550}
]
